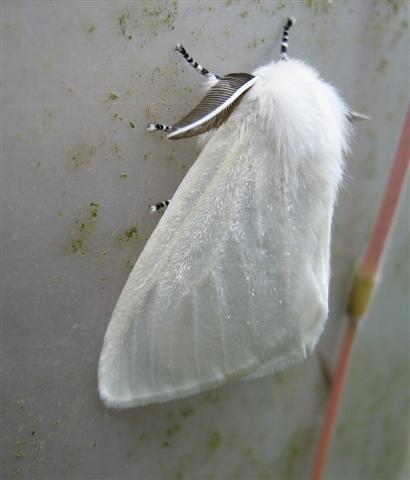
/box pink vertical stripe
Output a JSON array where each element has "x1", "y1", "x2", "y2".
[
  {"x1": 310, "y1": 106, "x2": 410, "y2": 480},
  {"x1": 362, "y1": 108, "x2": 410, "y2": 277}
]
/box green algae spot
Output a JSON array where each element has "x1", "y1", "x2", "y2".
[
  {"x1": 165, "y1": 424, "x2": 181, "y2": 436},
  {"x1": 13, "y1": 416, "x2": 50, "y2": 465},
  {"x1": 202, "y1": 391, "x2": 220, "y2": 404},
  {"x1": 118, "y1": 224, "x2": 139, "y2": 243},
  {"x1": 111, "y1": 142, "x2": 126, "y2": 161},
  {"x1": 376, "y1": 58, "x2": 388, "y2": 74},
  {"x1": 240, "y1": 446, "x2": 262, "y2": 469},
  {"x1": 65, "y1": 202, "x2": 100, "y2": 255},
  {"x1": 143, "y1": 0, "x2": 179, "y2": 31},
  {"x1": 125, "y1": 257, "x2": 134, "y2": 271},
  {"x1": 279, "y1": 428, "x2": 314, "y2": 479},
  {"x1": 275, "y1": 369, "x2": 291, "y2": 386},
  {"x1": 118, "y1": 8, "x2": 133, "y2": 37},
  {"x1": 120, "y1": 172, "x2": 128, "y2": 179},
  {"x1": 112, "y1": 112, "x2": 123, "y2": 121},
  {"x1": 144, "y1": 5, "x2": 164, "y2": 17},
  {"x1": 90, "y1": 202, "x2": 99, "y2": 218},
  {"x1": 129, "y1": 121, "x2": 135, "y2": 128},
  {"x1": 56, "y1": 211, "x2": 63, "y2": 217},
  {"x1": 206, "y1": 431, "x2": 221, "y2": 454},
  {"x1": 163, "y1": 10, "x2": 176, "y2": 30},
  {"x1": 69, "y1": 238, "x2": 86, "y2": 255},
  {"x1": 107, "y1": 91, "x2": 120, "y2": 101},
  {"x1": 34, "y1": 161, "x2": 43, "y2": 173},
  {"x1": 50, "y1": 274, "x2": 62, "y2": 287},
  {"x1": 239, "y1": 11, "x2": 248, "y2": 18},
  {"x1": 366, "y1": 128, "x2": 377, "y2": 141},
  {"x1": 150, "y1": 65, "x2": 162, "y2": 83},
  {"x1": 85, "y1": 24, "x2": 96, "y2": 34},
  {"x1": 306, "y1": 0, "x2": 330, "y2": 14},
  {"x1": 180, "y1": 405, "x2": 194, "y2": 418},
  {"x1": 117, "y1": 1, "x2": 179, "y2": 39},
  {"x1": 70, "y1": 144, "x2": 96, "y2": 168},
  {"x1": 386, "y1": 0, "x2": 402, "y2": 15},
  {"x1": 271, "y1": 1, "x2": 286, "y2": 14},
  {"x1": 137, "y1": 432, "x2": 149, "y2": 443}
]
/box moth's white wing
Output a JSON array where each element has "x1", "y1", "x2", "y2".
[{"x1": 99, "y1": 59, "x2": 349, "y2": 408}]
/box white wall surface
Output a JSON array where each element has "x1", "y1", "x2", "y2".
[{"x1": 2, "y1": 1, "x2": 409, "y2": 479}]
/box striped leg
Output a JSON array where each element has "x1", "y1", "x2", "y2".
[
  {"x1": 148, "y1": 44, "x2": 221, "y2": 134},
  {"x1": 280, "y1": 17, "x2": 296, "y2": 61},
  {"x1": 147, "y1": 123, "x2": 172, "y2": 132},
  {"x1": 175, "y1": 43, "x2": 220, "y2": 81},
  {"x1": 150, "y1": 199, "x2": 171, "y2": 212}
]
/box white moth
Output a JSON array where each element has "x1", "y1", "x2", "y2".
[{"x1": 99, "y1": 18, "x2": 360, "y2": 408}]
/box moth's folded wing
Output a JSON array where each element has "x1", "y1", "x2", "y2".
[{"x1": 98, "y1": 126, "x2": 331, "y2": 408}]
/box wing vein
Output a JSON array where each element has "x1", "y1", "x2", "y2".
[
  {"x1": 131, "y1": 307, "x2": 138, "y2": 397},
  {"x1": 192, "y1": 291, "x2": 201, "y2": 383},
  {"x1": 148, "y1": 288, "x2": 158, "y2": 394},
  {"x1": 211, "y1": 273, "x2": 228, "y2": 375}
]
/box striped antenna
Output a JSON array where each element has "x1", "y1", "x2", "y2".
[{"x1": 280, "y1": 17, "x2": 296, "y2": 61}]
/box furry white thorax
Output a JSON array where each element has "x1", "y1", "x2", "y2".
[{"x1": 201, "y1": 59, "x2": 350, "y2": 195}]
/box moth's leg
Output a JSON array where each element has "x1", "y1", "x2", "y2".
[
  {"x1": 347, "y1": 111, "x2": 370, "y2": 122},
  {"x1": 175, "y1": 43, "x2": 220, "y2": 82},
  {"x1": 147, "y1": 46, "x2": 220, "y2": 134},
  {"x1": 150, "y1": 199, "x2": 171, "y2": 212},
  {"x1": 147, "y1": 123, "x2": 172, "y2": 132},
  {"x1": 280, "y1": 17, "x2": 296, "y2": 61}
]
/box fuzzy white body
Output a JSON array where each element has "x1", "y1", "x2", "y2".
[{"x1": 99, "y1": 59, "x2": 350, "y2": 408}]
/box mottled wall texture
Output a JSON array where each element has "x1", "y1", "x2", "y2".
[{"x1": 2, "y1": 1, "x2": 409, "y2": 479}]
